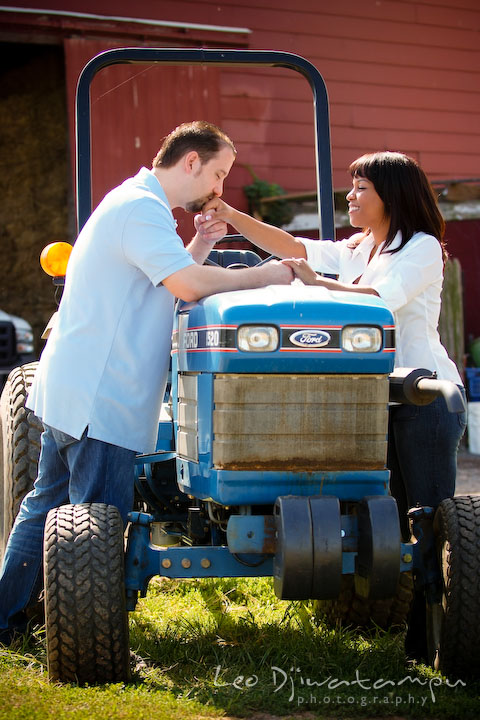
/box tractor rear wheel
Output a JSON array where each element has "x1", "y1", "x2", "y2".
[
  {"x1": 315, "y1": 571, "x2": 414, "y2": 630},
  {"x1": 428, "y1": 495, "x2": 480, "y2": 678},
  {"x1": 44, "y1": 502, "x2": 130, "y2": 684},
  {"x1": 0, "y1": 362, "x2": 41, "y2": 561}
]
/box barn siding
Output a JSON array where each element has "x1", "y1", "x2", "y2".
[
  {"x1": 4, "y1": 0, "x2": 479, "y2": 198},
  {"x1": 63, "y1": 36, "x2": 224, "y2": 241},
  {"x1": 1, "y1": 1, "x2": 480, "y2": 343}
]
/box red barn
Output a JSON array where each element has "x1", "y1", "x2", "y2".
[{"x1": 1, "y1": 0, "x2": 479, "y2": 345}]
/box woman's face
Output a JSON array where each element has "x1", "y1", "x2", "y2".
[{"x1": 346, "y1": 175, "x2": 387, "y2": 232}]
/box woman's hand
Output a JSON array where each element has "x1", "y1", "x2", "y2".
[
  {"x1": 281, "y1": 257, "x2": 322, "y2": 285},
  {"x1": 282, "y1": 257, "x2": 380, "y2": 297},
  {"x1": 201, "y1": 197, "x2": 234, "y2": 225}
]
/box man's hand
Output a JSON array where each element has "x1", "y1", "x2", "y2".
[
  {"x1": 163, "y1": 258, "x2": 294, "y2": 303},
  {"x1": 194, "y1": 209, "x2": 228, "y2": 244},
  {"x1": 187, "y1": 209, "x2": 228, "y2": 264},
  {"x1": 256, "y1": 259, "x2": 294, "y2": 286},
  {"x1": 281, "y1": 257, "x2": 320, "y2": 285}
]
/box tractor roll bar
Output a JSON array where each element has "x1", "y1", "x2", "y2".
[{"x1": 75, "y1": 48, "x2": 334, "y2": 239}]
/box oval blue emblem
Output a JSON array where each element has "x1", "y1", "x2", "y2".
[{"x1": 289, "y1": 329, "x2": 331, "y2": 348}]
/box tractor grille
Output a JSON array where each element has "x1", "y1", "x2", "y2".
[
  {"x1": 177, "y1": 374, "x2": 199, "y2": 462},
  {"x1": 212, "y1": 374, "x2": 389, "y2": 471},
  {"x1": 0, "y1": 321, "x2": 16, "y2": 364}
]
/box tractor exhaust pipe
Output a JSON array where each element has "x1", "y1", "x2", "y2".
[{"x1": 389, "y1": 367, "x2": 466, "y2": 414}]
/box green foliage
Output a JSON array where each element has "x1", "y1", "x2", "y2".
[
  {"x1": 243, "y1": 171, "x2": 293, "y2": 228},
  {"x1": 1, "y1": 577, "x2": 479, "y2": 719}
]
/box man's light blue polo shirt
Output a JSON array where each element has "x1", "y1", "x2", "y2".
[{"x1": 28, "y1": 168, "x2": 195, "y2": 453}]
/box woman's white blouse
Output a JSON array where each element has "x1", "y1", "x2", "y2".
[{"x1": 301, "y1": 231, "x2": 462, "y2": 385}]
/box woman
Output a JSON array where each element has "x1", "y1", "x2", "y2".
[
  {"x1": 200, "y1": 151, "x2": 466, "y2": 659},
  {"x1": 200, "y1": 150, "x2": 465, "y2": 523}
]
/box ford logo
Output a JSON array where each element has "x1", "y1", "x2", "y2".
[{"x1": 289, "y1": 330, "x2": 331, "y2": 348}]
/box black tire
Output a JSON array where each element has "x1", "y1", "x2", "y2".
[
  {"x1": 44, "y1": 503, "x2": 130, "y2": 684},
  {"x1": 0, "y1": 362, "x2": 42, "y2": 561},
  {"x1": 315, "y1": 571, "x2": 414, "y2": 630},
  {"x1": 428, "y1": 495, "x2": 480, "y2": 678}
]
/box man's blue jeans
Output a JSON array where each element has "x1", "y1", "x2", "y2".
[
  {"x1": 0, "y1": 425, "x2": 136, "y2": 632},
  {"x1": 388, "y1": 390, "x2": 467, "y2": 540}
]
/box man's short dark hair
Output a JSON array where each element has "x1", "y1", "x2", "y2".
[{"x1": 153, "y1": 121, "x2": 236, "y2": 168}]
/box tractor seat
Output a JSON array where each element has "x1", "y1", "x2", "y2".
[{"x1": 207, "y1": 248, "x2": 262, "y2": 268}]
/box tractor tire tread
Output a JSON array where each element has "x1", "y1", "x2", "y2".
[
  {"x1": 316, "y1": 571, "x2": 414, "y2": 630},
  {"x1": 1, "y1": 363, "x2": 41, "y2": 558},
  {"x1": 434, "y1": 495, "x2": 480, "y2": 678},
  {"x1": 44, "y1": 502, "x2": 130, "y2": 684}
]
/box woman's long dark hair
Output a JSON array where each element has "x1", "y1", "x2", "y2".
[{"x1": 349, "y1": 151, "x2": 447, "y2": 264}]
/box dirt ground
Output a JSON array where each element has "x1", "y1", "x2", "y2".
[{"x1": 455, "y1": 447, "x2": 480, "y2": 495}]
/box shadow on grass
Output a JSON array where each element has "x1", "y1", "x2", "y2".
[
  {"x1": 5, "y1": 578, "x2": 476, "y2": 719},
  {"x1": 126, "y1": 578, "x2": 479, "y2": 718}
]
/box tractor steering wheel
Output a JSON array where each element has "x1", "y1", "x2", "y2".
[{"x1": 204, "y1": 234, "x2": 278, "y2": 269}]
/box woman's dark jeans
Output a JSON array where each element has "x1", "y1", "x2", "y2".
[
  {"x1": 387, "y1": 389, "x2": 467, "y2": 660},
  {"x1": 388, "y1": 390, "x2": 467, "y2": 541}
]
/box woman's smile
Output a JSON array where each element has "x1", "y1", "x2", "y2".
[{"x1": 346, "y1": 175, "x2": 388, "y2": 241}]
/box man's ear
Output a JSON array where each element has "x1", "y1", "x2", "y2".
[{"x1": 184, "y1": 150, "x2": 201, "y2": 175}]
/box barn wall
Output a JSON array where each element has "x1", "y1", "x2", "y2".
[
  {"x1": 3, "y1": 1, "x2": 479, "y2": 211},
  {"x1": 1, "y1": 1, "x2": 479, "y2": 347}
]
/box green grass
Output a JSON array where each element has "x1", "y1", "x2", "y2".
[{"x1": 1, "y1": 577, "x2": 479, "y2": 719}]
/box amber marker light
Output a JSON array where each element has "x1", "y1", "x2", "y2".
[{"x1": 40, "y1": 242, "x2": 73, "y2": 277}]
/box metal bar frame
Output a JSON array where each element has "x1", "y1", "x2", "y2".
[{"x1": 75, "y1": 47, "x2": 334, "y2": 239}]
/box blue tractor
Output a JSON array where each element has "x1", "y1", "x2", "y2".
[{"x1": 0, "y1": 48, "x2": 475, "y2": 685}]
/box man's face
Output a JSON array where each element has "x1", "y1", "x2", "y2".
[{"x1": 185, "y1": 146, "x2": 235, "y2": 213}]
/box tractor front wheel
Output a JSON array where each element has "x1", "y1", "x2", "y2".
[{"x1": 44, "y1": 502, "x2": 130, "y2": 684}]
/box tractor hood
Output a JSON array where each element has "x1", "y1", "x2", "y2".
[{"x1": 172, "y1": 283, "x2": 395, "y2": 374}]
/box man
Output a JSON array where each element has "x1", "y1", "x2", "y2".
[{"x1": 0, "y1": 121, "x2": 293, "y2": 643}]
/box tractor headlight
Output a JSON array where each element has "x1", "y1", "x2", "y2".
[
  {"x1": 238, "y1": 325, "x2": 279, "y2": 352},
  {"x1": 342, "y1": 326, "x2": 382, "y2": 353}
]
